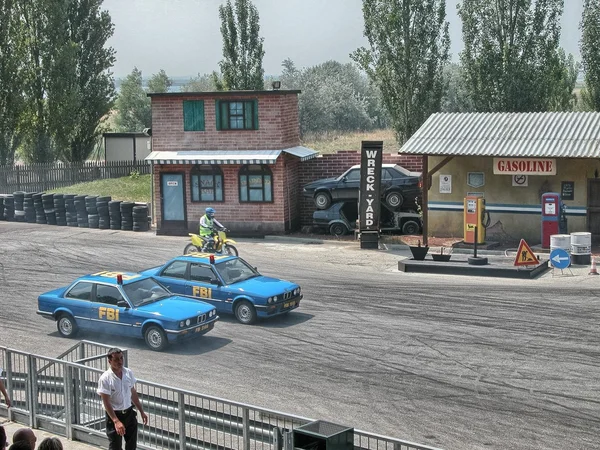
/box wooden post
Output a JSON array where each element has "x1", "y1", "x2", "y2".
[{"x1": 422, "y1": 155, "x2": 428, "y2": 247}]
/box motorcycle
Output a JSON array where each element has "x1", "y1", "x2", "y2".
[{"x1": 184, "y1": 229, "x2": 239, "y2": 256}]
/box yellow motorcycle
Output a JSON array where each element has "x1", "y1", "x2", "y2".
[{"x1": 184, "y1": 229, "x2": 238, "y2": 256}]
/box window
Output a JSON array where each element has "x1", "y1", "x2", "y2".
[
  {"x1": 183, "y1": 100, "x2": 205, "y2": 131},
  {"x1": 239, "y1": 165, "x2": 272, "y2": 202},
  {"x1": 190, "y1": 263, "x2": 217, "y2": 283},
  {"x1": 160, "y1": 261, "x2": 188, "y2": 279},
  {"x1": 191, "y1": 165, "x2": 224, "y2": 202},
  {"x1": 215, "y1": 100, "x2": 258, "y2": 130},
  {"x1": 66, "y1": 282, "x2": 93, "y2": 301},
  {"x1": 96, "y1": 285, "x2": 124, "y2": 306},
  {"x1": 343, "y1": 169, "x2": 361, "y2": 181}
]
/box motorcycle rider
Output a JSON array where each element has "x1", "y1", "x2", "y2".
[{"x1": 199, "y1": 207, "x2": 226, "y2": 251}]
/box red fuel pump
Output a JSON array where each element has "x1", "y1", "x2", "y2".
[{"x1": 541, "y1": 192, "x2": 560, "y2": 248}]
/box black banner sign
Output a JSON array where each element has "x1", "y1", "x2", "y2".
[
  {"x1": 359, "y1": 141, "x2": 383, "y2": 231},
  {"x1": 561, "y1": 181, "x2": 574, "y2": 201}
]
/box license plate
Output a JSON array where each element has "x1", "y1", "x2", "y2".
[
  {"x1": 195, "y1": 324, "x2": 209, "y2": 333},
  {"x1": 283, "y1": 301, "x2": 296, "y2": 308}
]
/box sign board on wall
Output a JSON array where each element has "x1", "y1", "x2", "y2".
[
  {"x1": 359, "y1": 141, "x2": 383, "y2": 232},
  {"x1": 493, "y1": 158, "x2": 556, "y2": 175},
  {"x1": 512, "y1": 175, "x2": 528, "y2": 187},
  {"x1": 439, "y1": 175, "x2": 452, "y2": 193},
  {"x1": 561, "y1": 181, "x2": 574, "y2": 200}
]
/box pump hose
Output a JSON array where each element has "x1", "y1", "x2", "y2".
[{"x1": 483, "y1": 210, "x2": 491, "y2": 228}]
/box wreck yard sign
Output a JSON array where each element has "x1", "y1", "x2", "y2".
[
  {"x1": 493, "y1": 158, "x2": 556, "y2": 175},
  {"x1": 359, "y1": 141, "x2": 383, "y2": 231}
]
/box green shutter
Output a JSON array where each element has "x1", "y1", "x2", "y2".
[
  {"x1": 244, "y1": 101, "x2": 253, "y2": 129},
  {"x1": 253, "y1": 99, "x2": 259, "y2": 130},
  {"x1": 215, "y1": 100, "x2": 221, "y2": 130},
  {"x1": 216, "y1": 100, "x2": 229, "y2": 130},
  {"x1": 183, "y1": 100, "x2": 204, "y2": 131}
]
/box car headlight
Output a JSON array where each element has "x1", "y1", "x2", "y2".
[
  {"x1": 179, "y1": 321, "x2": 185, "y2": 328},
  {"x1": 185, "y1": 319, "x2": 191, "y2": 326},
  {"x1": 294, "y1": 288, "x2": 300, "y2": 295},
  {"x1": 209, "y1": 310, "x2": 215, "y2": 317}
]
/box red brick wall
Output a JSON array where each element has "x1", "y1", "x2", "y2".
[{"x1": 151, "y1": 94, "x2": 300, "y2": 152}]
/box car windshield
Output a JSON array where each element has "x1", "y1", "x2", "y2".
[
  {"x1": 123, "y1": 278, "x2": 171, "y2": 307},
  {"x1": 214, "y1": 258, "x2": 259, "y2": 285}
]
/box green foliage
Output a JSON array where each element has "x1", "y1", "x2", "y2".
[
  {"x1": 129, "y1": 169, "x2": 140, "y2": 179},
  {"x1": 147, "y1": 69, "x2": 172, "y2": 93},
  {"x1": 580, "y1": 0, "x2": 600, "y2": 111},
  {"x1": 352, "y1": 0, "x2": 450, "y2": 145},
  {"x1": 47, "y1": 174, "x2": 152, "y2": 203},
  {"x1": 182, "y1": 73, "x2": 217, "y2": 92},
  {"x1": 440, "y1": 63, "x2": 473, "y2": 112},
  {"x1": 216, "y1": 0, "x2": 265, "y2": 90},
  {"x1": 458, "y1": 0, "x2": 576, "y2": 112}
]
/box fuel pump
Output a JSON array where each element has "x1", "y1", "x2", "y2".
[{"x1": 464, "y1": 195, "x2": 490, "y2": 244}]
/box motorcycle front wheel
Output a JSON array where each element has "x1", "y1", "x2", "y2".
[
  {"x1": 184, "y1": 244, "x2": 199, "y2": 254},
  {"x1": 224, "y1": 244, "x2": 239, "y2": 256}
]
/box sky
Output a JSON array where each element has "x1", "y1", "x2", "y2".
[{"x1": 103, "y1": 0, "x2": 584, "y2": 79}]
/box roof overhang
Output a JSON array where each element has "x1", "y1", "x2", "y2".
[{"x1": 144, "y1": 147, "x2": 319, "y2": 165}]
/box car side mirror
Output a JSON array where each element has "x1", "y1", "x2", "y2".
[
  {"x1": 210, "y1": 279, "x2": 222, "y2": 286},
  {"x1": 342, "y1": 176, "x2": 347, "y2": 182},
  {"x1": 117, "y1": 300, "x2": 129, "y2": 309}
]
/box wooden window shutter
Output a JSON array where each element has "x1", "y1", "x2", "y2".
[
  {"x1": 252, "y1": 99, "x2": 259, "y2": 129},
  {"x1": 215, "y1": 100, "x2": 222, "y2": 130},
  {"x1": 183, "y1": 100, "x2": 204, "y2": 131}
]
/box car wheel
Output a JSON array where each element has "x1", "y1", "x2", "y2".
[
  {"x1": 224, "y1": 244, "x2": 239, "y2": 256},
  {"x1": 234, "y1": 300, "x2": 257, "y2": 325},
  {"x1": 144, "y1": 325, "x2": 168, "y2": 351},
  {"x1": 329, "y1": 223, "x2": 348, "y2": 236},
  {"x1": 184, "y1": 244, "x2": 198, "y2": 254},
  {"x1": 57, "y1": 314, "x2": 78, "y2": 338},
  {"x1": 314, "y1": 192, "x2": 332, "y2": 210},
  {"x1": 402, "y1": 220, "x2": 420, "y2": 235},
  {"x1": 386, "y1": 191, "x2": 404, "y2": 209}
]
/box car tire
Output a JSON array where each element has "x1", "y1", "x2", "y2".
[
  {"x1": 234, "y1": 300, "x2": 257, "y2": 325},
  {"x1": 224, "y1": 244, "x2": 239, "y2": 256},
  {"x1": 184, "y1": 243, "x2": 199, "y2": 254},
  {"x1": 385, "y1": 191, "x2": 404, "y2": 209},
  {"x1": 144, "y1": 325, "x2": 168, "y2": 351},
  {"x1": 402, "y1": 220, "x2": 420, "y2": 235},
  {"x1": 329, "y1": 223, "x2": 348, "y2": 236},
  {"x1": 314, "y1": 192, "x2": 332, "y2": 210},
  {"x1": 57, "y1": 314, "x2": 78, "y2": 338}
]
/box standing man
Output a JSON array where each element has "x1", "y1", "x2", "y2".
[{"x1": 97, "y1": 348, "x2": 148, "y2": 450}]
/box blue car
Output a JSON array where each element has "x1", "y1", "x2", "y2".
[
  {"x1": 37, "y1": 271, "x2": 219, "y2": 351},
  {"x1": 141, "y1": 253, "x2": 302, "y2": 325}
]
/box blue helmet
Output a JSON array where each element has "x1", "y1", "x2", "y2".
[{"x1": 205, "y1": 207, "x2": 215, "y2": 218}]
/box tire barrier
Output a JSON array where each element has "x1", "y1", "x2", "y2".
[{"x1": 1, "y1": 191, "x2": 151, "y2": 232}]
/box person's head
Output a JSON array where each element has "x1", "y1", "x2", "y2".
[
  {"x1": 36, "y1": 438, "x2": 62, "y2": 450},
  {"x1": 12, "y1": 428, "x2": 36, "y2": 450},
  {"x1": 107, "y1": 347, "x2": 124, "y2": 371},
  {"x1": 0, "y1": 425, "x2": 7, "y2": 449},
  {"x1": 205, "y1": 207, "x2": 215, "y2": 218},
  {"x1": 8, "y1": 442, "x2": 31, "y2": 450}
]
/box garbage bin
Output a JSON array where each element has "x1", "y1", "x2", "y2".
[{"x1": 292, "y1": 420, "x2": 353, "y2": 450}]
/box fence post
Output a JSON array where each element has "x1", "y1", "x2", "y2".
[
  {"x1": 178, "y1": 392, "x2": 186, "y2": 450},
  {"x1": 64, "y1": 365, "x2": 74, "y2": 439},
  {"x1": 16, "y1": 166, "x2": 20, "y2": 192},
  {"x1": 6, "y1": 350, "x2": 13, "y2": 422},
  {"x1": 27, "y1": 355, "x2": 37, "y2": 427},
  {"x1": 242, "y1": 406, "x2": 250, "y2": 450}
]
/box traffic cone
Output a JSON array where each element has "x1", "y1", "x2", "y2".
[{"x1": 589, "y1": 257, "x2": 599, "y2": 275}]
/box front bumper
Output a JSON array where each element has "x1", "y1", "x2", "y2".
[
  {"x1": 256, "y1": 295, "x2": 302, "y2": 317},
  {"x1": 167, "y1": 316, "x2": 219, "y2": 342}
]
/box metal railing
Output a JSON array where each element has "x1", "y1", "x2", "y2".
[{"x1": 0, "y1": 342, "x2": 441, "y2": 450}]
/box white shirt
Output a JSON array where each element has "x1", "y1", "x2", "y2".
[{"x1": 97, "y1": 367, "x2": 136, "y2": 410}]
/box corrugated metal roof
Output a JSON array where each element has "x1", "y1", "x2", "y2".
[
  {"x1": 145, "y1": 147, "x2": 318, "y2": 165},
  {"x1": 400, "y1": 112, "x2": 600, "y2": 158}
]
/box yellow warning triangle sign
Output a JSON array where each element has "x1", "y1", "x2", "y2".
[{"x1": 514, "y1": 239, "x2": 540, "y2": 266}]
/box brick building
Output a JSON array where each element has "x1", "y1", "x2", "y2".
[{"x1": 146, "y1": 89, "x2": 422, "y2": 236}]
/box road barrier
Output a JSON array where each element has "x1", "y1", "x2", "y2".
[{"x1": 0, "y1": 341, "x2": 442, "y2": 450}]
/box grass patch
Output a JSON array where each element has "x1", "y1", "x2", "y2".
[
  {"x1": 48, "y1": 174, "x2": 152, "y2": 203},
  {"x1": 301, "y1": 129, "x2": 399, "y2": 154}
]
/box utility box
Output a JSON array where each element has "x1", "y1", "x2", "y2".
[{"x1": 292, "y1": 420, "x2": 354, "y2": 450}]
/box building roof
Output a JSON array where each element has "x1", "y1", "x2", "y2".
[
  {"x1": 147, "y1": 90, "x2": 301, "y2": 98},
  {"x1": 144, "y1": 147, "x2": 318, "y2": 165},
  {"x1": 103, "y1": 132, "x2": 149, "y2": 138},
  {"x1": 400, "y1": 112, "x2": 600, "y2": 158}
]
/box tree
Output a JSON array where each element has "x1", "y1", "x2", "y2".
[
  {"x1": 114, "y1": 68, "x2": 150, "y2": 132},
  {"x1": 215, "y1": 0, "x2": 265, "y2": 90},
  {"x1": 147, "y1": 69, "x2": 172, "y2": 93},
  {"x1": 182, "y1": 73, "x2": 217, "y2": 92},
  {"x1": 580, "y1": 0, "x2": 600, "y2": 111},
  {"x1": 0, "y1": 0, "x2": 27, "y2": 165},
  {"x1": 352, "y1": 0, "x2": 450, "y2": 145},
  {"x1": 458, "y1": 0, "x2": 576, "y2": 112},
  {"x1": 440, "y1": 63, "x2": 473, "y2": 112}
]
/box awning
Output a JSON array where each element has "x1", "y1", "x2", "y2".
[{"x1": 145, "y1": 147, "x2": 319, "y2": 165}]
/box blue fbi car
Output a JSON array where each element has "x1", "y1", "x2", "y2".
[
  {"x1": 37, "y1": 271, "x2": 219, "y2": 351},
  {"x1": 140, "y1": 253, "x2": 302, "y2": 325}
]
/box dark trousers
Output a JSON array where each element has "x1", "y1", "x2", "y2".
[{"x1": 106, "y1": 407, "x2": 138, "y2": 450}]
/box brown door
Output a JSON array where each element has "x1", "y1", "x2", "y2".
[{"x1": 587, "y1": 179, "x2": 600, "y2": 242}]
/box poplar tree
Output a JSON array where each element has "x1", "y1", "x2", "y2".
[
  {"x1": 352, "y1": 0, "x2": 450, "y2": 145},
  {"x1": 580, "y1": 0, "x2": 600, "y2": 111},
  {"x1": 215, "y1": 0, "x2": 265, "y2": 90}
]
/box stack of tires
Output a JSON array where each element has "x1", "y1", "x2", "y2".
[
  {"x1": 13, "y1": 192, "x2": 25, "y2": 222},
  {"x1": 96, "y1": 196, "x2": 111, "y2": 229},
  {"x1": 132, "y1": 205, "x2": 149, "y2": 232},
  {"x1": 42, "y1": 193, "x2": 56, "y2": 225},
  {"x1": 33, "y1": 193, "x2": 46, "y2": 224},
  {"x1": 3, "y1": 195, "x2": 14, "y2": 221},
  {"x1": 74, "y1": 195, "x2": 88, "y2": 228},
  {"x1": 108, "y1": 200, "x2": 121, "y2": 230},
  {"x1": 64, "y1": 194, "x2": 78, "y2": 227},
  {"x1": 53, "y1": 194, "x2": 67, "y2": 226},
  {"x1": 120, "y1": 202, "x2": 134, "y2": 231},
  {"x1": 23, "y1": 193, "x2": 36, "y2": 223},
  {"x1": 86, "y1": 195, "x2": 99, "y2": 229}
]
